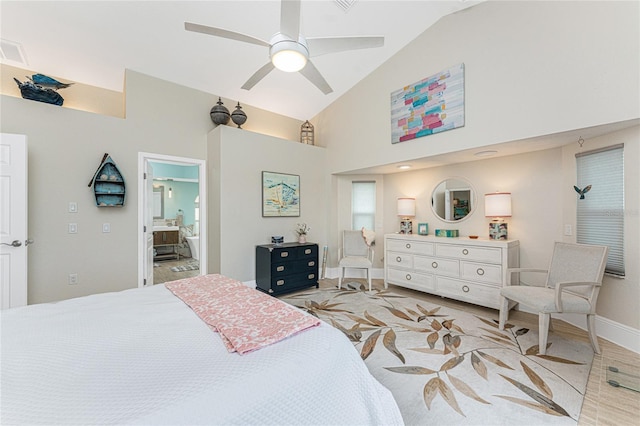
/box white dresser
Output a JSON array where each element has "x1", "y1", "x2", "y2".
[{"x1": 384, "y1": 234, "x2": 519, "y2": 310}]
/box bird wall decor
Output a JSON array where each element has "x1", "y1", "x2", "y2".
[
  {"x1": 13, "y1": 73, "x2": 73, "y2": 106},
  {"x1": 574, "y1": 185, "x2": 592, "y2": 199}
]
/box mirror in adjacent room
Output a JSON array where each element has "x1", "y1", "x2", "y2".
[
  {"x1": 431, "y1": 177, "x2": 475, "y2": 222},
  {"x1": 153, "y1": 185, "x2": 164, "y2": 219}
]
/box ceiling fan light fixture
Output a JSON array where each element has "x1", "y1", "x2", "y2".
[{"x1": 270, "y1": 40, "x2": 308, "y2": 72}]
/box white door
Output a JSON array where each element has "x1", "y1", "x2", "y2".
[
  {"x1": 144, "y1": 161, "x2": 154, "y2": 286},
  {"x1": 0, "y1": 133, "x2": 28, "y2": 308}
]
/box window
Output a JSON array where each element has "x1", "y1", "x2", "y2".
[
  {"x1": 575, "y1": 144, "x2": 624, "y2": 276},
  {"x1": 352, "y1": 181, "x2": 376, "y2": 231}
]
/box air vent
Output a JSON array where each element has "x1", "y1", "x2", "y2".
[
  {"x1": 334, "y1": 0, "x2": 357, "y2": 13},
  {"x1": 0, "y1": 39, "x2": 28, "y2": 65}
]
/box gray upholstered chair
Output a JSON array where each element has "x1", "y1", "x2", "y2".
[
  {"x1": 499, "y1": 241, "x2": 608, "y2": 355},
  {"x1": 338, "y1": 230, "x2": 374, "y2": 291}
]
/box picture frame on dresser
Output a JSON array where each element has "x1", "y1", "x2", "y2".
[{"x1": 262, "y1": 171, "x2": 300, "y2": 217}]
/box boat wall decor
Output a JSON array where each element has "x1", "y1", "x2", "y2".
[
  {"x1": 13, "y1": 73, "x2": 74, "y2": 106},
  {"x1": 88, "y1": 153, "x2": 126, "y2": 207}
]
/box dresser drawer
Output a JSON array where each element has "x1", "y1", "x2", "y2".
[
  {"x1": 387, "y1": 251, "x2": 413, "y2": 269},
  {"x1": 414, "y1": 256, "x2": 459, "y2": 277},
  {"x1": 460, "y1": 261, "x2": 502, "y2": 285},
  {"x1": 271, "y1": 258, "x2": 318, "y2": 277},
  {"x1": 386, "y1": 239, "x2": 434, "y2": 255},
  {"x1": 271, "y1": 272, "x2": 318, "y2": 293},
  {"x1": 271, "y1": 244, "x2": 317, "y2": 261},
  {"x1": 387, "y1": 268, "x2": 435, "y2": 291},
  {"x1": 436, "y1": 244, "x2": 502, "y2": 264},
  {"x1": 436, "y1": 277, "x2": 500, "y2": 308}
]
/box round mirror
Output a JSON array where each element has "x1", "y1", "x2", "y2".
[{"x1": 431, "y1": 177, "x2": 476, "y2": 222}]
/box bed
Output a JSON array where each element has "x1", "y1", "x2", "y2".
[{"x1": 1, "y1": 275, "x2": 403, "y2": 425}]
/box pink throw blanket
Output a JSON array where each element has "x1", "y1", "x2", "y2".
[{"x1": 165, "y1": 274, "x2": 320, "y2": 354}]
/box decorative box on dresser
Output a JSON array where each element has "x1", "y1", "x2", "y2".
[
  {"x1": 384, "y1": 234, "x2": 519, "y2": 311},
  {"x1": 255, "y1": 242, "x2": 319, "y2": 296}
]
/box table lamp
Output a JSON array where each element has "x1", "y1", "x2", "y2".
[
  {"x1": 485, "y1": 192, "x2": 511, "y2": 240},
  {"x1": 397, "y1": 197, "x2": 416, "y2": 234}
]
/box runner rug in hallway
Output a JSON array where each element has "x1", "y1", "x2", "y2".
[{"x1": 280, "y1": 285, "x2": 594, "y2": 426}]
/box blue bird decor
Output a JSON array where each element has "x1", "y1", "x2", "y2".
[
  {"x1": 13, "y1": 73, "x2": 74, "y2": 106},
  {"x1": 574, "y1": 185, "x2": 592, "y2": 199}
]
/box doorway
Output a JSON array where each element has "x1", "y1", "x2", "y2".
[{"x1": 137, "y1": 152, "x2": 207, "y2": 287}]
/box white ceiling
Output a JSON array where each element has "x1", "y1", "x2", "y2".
[{"x1": 0, "y1": 0, "x2": 481, "y2": 121}]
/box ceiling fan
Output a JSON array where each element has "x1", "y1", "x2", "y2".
[{"x1": 185, "y1": 0, "x2": 384, "y2": 94}]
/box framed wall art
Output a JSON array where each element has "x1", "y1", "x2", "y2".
[
  {"x1": 262, "y1": 171, "x2": 300, "y2": 217},
  {"x1": 390, "y1": 63, "x2": 465, "y2": 144}
]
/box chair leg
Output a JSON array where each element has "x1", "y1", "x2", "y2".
[
  {"x1": 587, "y1": 314, "x2": 601, "y2": 354},
  {"x1": 338, "y1": 267, "x2": 344, "y2": 289},
  {"x1": 539, "y1": 313, "x2": 550, "y2": 355},
  {"x1": 367, "y1": 269, "x2": 372, "y2": 292},
  {"x1": 498, "y1": 296, "x2": 509, "y2": 330}
]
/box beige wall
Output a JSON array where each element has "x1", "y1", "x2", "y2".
[
  {"x1": 0, "y1": 70, "x2": 302, "y2": 304},
  {"x1": 207, "y1": 125, "x2": 328, "y2": 282},
  {"x1": 313, "y1": 1, "x2": 639, "y2": 173}
]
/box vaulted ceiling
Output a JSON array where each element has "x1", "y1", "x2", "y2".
[{"x1": 0, "y1": 0, "x2": 481, "y2": 120}]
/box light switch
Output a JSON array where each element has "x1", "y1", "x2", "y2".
[
  {"x1": 68, "y1": 202, "x2": 78, "y2": 213},
  {"x1": 68, "y1": 223, "x2": 78, "y2": 234},
  {"x1": 102, "y1": 223, "x2": 111, "y2": 233}
]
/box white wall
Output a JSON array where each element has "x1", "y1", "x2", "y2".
[
  {"x1": 0, "y1": 70, "x2": 303, "y2": 304},
  {"x1": 314, "y1": 1, "x2": 639, "y2": 173},
  {"x1": 207, "y1": 126, "x2": 328, "y2": 282}
]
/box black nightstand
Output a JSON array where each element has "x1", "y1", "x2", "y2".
[{"x1": 255, "y1": 242, "x2": 319, "y2": 295}]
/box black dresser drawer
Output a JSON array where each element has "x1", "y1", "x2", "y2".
[{"x1": 256, "y1": 242, "x2": 319, "y2": 295}]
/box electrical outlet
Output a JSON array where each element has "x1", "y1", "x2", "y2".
[
  {"x1": 69, "y1": 273, "x2": 78, "y2": 285},
  {"x1": 564, "y1": 224, "x2": 572, "y2": 236},
  {"x1": 68, "y1": 223, "x2": 78, "y2": 234}
]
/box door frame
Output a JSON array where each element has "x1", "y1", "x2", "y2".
[{"x1": 137, "y1": 152, "x2": 207, "y2": 287}]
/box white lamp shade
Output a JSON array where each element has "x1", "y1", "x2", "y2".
[
  {"x1": 397, "y1": 197, "x2": 416, "y2": 217},
  {"x1": 485, "y1": 192, "x2": 512, "y2": 217}
]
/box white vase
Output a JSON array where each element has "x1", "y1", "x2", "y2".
[{"x1": 298, "y1": 235, "x2": 306, "y2": 244}]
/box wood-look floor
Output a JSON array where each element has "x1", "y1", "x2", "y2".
[
  {"x1": 152, "y1": 258, "x2": 199, "y2": 284},
  {"x1": 317, "y1": 278, "x2": 640, "y2": 426}
]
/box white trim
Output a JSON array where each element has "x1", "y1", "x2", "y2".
[{"x1": 137, "y1": 152, "x2": 207, "y2": 287}]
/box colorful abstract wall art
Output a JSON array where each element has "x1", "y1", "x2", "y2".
[{"x1": 390, "y1": 63, "x2": 465, "y2": 144}]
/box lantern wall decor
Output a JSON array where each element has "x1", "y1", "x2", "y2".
[{"x1": 300, "y1": 120, "x2": 314, "y2": 145}]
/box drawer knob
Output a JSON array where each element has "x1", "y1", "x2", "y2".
[
  {"x1": 406, "y1": 243, "x2": 411, "y2": 249},
  {"x1": 462, "y1": 249, "x2": 469, "y2": 255},
  {"x1": 276, "y1": 266, "x2": 285, "y2": 272},
  {"x1": 432, "y1": 261, "x2": 438, "y2": 269},
  {"x1": 308, "y1": 261, "x2": 315, "y2": 266},
  {"x1": 305, "y1": 248, "x2": 311, "y2": 255},
  {"x1": 276, "y1": 279, "x2": 285, "y2": 286},
  {"x1": 477, "y1": 268, "x2": 485, "y2": 276},
  {"x1": 280, "y1": 252, "x2": 289, "y2": 258},
  {"x1": 406, "y1": 274, "x2": 412, "y2": 281},
  {"x1": 462, "y1": 285, "x2": 470, "y2": 293},
  {"x1": 396, "y1": 256, "x2": 402, "y2": 263}
]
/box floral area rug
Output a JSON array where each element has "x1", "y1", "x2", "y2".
[{"x1": 280, "y1": 284, "x2": 594, "y2": 426}]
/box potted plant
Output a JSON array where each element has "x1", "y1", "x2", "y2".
[{"x1": 295, "y1": 223, "x2": 310, "y2": 243}]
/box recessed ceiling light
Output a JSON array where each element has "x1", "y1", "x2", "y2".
[
  {"x1": 397, "y1": 165, "x2": 412, "y2": 170},
  {"x1": 474, "y1": 150, "x2": 498, "y2": 157}
]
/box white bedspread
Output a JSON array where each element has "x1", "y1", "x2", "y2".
[{"x1": 1, "y1": 284, "x2": 402, "y2": 425}]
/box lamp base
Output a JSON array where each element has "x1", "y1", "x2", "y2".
[
  {"x1": 400, "y1": 219, "x2": 413, "y2": 234},
  {"x1": 489, "y1": 222, "x2": 508, "y2": 240}
]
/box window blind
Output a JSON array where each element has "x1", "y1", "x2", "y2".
[
  {"x1": 352, "y1": 181, "x2": 376, "y2": 231},
  {"x1": 575, "y1": 144, "x2": 625, "y2": 276}
]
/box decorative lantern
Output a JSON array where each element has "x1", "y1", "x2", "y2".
[
  {"x1": 231, "y1": 102, "x2": 247, "y2": 128},
  {"x1": 300, "y1": 120, "x2": 314, "y2": 145},
  {"x1": 210, "y1": 97, "x2": 230, "y2": 125}
]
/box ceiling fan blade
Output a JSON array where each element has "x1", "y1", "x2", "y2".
[
  {"x1": 307, "y1": 36, "x2": 384, "y2": 57},
  {"x1": 241, "y1": 62, "x2": 276, "y2": 90},
  {"x1": 280, "y1": 0, "x2": 301, "y2": 40},
  {"x1": 185, "y1": 22, "x2": 270, "y2": 47},
  {"x1": 299, "y1": 60, "x2": 333, "y2": 95}
]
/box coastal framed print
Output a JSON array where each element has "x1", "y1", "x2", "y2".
[{"x1": 262, "y1": 171, "x2": 300, "y2": 217}]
